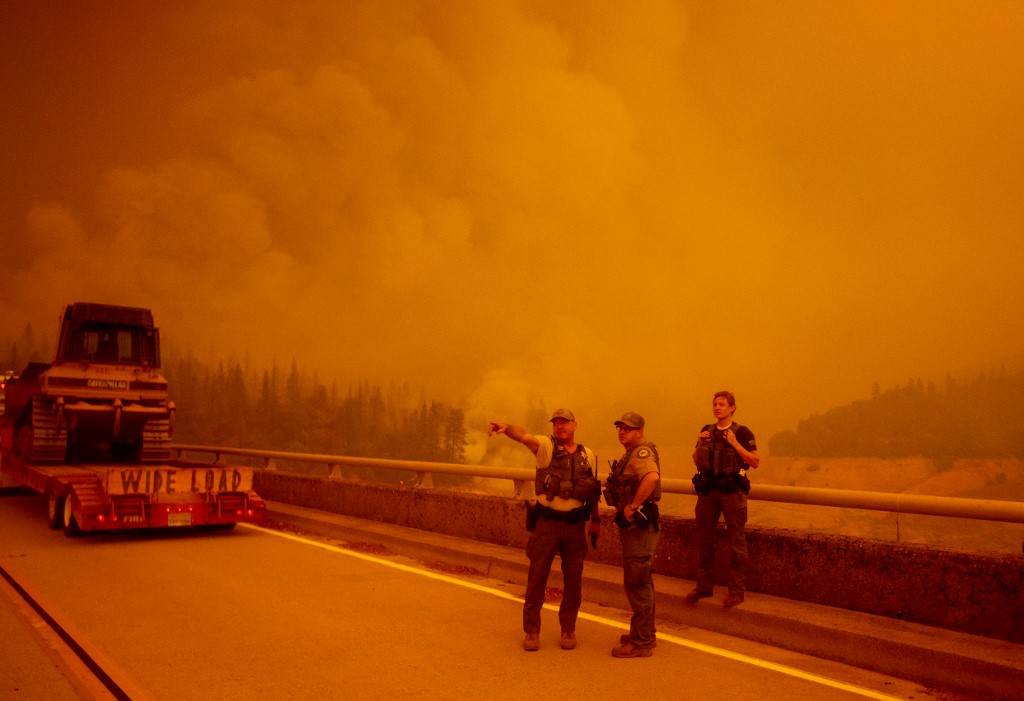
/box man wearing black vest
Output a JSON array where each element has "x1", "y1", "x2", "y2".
[
  {"x1": 606, "y1": 412, "x2": 661, "y2": 657},
  {"x1": 488, "y1": 408, "x2": 601, "y2": 652},
  {"x1": 688, "y1": 391, "x2": 760, "y2": 608}
]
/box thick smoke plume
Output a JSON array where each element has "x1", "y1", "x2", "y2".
[{"x1": 3, "y1": 1, "x2": 1023, "y2": 464}]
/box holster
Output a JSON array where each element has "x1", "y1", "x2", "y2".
[
  {"x1": 637, "y1": 502, "x2": 660, "y2": 532},
  {"x1": 692, "y1": 472, "x2": 713, "y2": 496},
  {"x1": 525, "y1": 501, "x2": 542, "y2": 531},
  {"x1": 633, "y1": 507, "x2": 650, "y2": 528},
  {"x1": 614, "y1": 502, "x2": 660, "y2": 531}
]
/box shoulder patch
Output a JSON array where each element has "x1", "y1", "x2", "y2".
[{"x1": 637, "y1": 447, "x2": 651, "y2": 459}]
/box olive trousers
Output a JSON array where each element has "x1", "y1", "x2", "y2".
[
  {"x1": 694, "y1": 489, "x2": 749, "y2": 597},
  {"x1": 522, "y1": 516, "x2": 588, "y2": 634},
  {"x1": 619, "y1": 523, "x2": 660, "y2": 647}
]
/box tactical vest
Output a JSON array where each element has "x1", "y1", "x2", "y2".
[
  {"x1": 610, "y1": 441, "x2": 662, "y2": 503},
  {"x1": 697, "y1": 423, "x2": 747, "y2": 475},
  {"x1": 535, "y1": 437, "x2": 601, "y2": 504}
]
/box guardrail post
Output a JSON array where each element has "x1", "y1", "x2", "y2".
[
  {"x1": 328, "y1": 464, "x2": 342, "y2": 480},
  {"x1": 214, "y1": 452, "x2": 226, "y2": 466},
  {"x1": 264, "y1": 458, "x2": 277, "y2": 471},
  {"x1": 412, "y1": 471, "x2": 434, "y2": 489}
]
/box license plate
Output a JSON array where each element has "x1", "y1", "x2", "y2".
[{"x1": 167, "y1": 512, "x2": 193, "y2": 527}]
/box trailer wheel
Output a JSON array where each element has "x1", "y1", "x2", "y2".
[
  {"x1": 47, "y1": 492, "x2": 65, "y2": 530},
  {"x1": 62, "y1": 496, "x2": 82, "y2": 538}
]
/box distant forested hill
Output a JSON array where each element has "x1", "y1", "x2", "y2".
[{"x1": 769, "y1": 371, "x2": 1024, "y2": 462}]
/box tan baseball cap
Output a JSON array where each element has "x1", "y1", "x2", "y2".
[
  {"x1": 550, "y1": 408, "x2": 576, "y2": 422},
  {"x1": 613, "y1": 412, "x2": 645, "y2": 429}
]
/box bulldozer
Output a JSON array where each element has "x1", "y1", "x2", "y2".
[{"x1": 2, "y1": 302, "x2": 174, "y2": 465}]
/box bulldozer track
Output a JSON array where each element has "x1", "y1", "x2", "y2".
[{"x1": 29, "y1": 397, "x2": 67, "y2": 463}]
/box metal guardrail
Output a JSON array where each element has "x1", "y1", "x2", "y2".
[{"x1": 171, "y1": 444, "x2": 1024, "y2": 525}]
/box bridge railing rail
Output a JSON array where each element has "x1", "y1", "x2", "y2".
[{"x1": 171, "y1": 443, "x2": 1024, "y2": 525}]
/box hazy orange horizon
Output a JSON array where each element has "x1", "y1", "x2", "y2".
[{"x1": 3, "y1": 1, "x2": 1023, "y2": 464}]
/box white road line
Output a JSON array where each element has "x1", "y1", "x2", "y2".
[{"x1": 248, "y1": 525, "x2": 902, "y2": 701}]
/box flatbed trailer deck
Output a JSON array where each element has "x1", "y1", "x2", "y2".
[{"x1": 1, "y1": 456, "x2": 266, "y2": 534}]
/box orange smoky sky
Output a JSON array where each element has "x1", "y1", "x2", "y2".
[{"x1": 2, "y1": 1, "x2": 1023, "y2": 465}]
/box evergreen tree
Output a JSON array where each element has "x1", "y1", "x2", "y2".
[{"x1": 443, "y1": 408, "x2": 467, "y2": 463}]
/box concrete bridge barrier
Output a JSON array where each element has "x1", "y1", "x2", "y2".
[{"x1": 254, "y1": 470, "x2": 1023, "y2": 644}]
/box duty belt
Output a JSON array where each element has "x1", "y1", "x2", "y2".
[{"x1": 537, "y1": 504, "x2": 589, "y2": 524}]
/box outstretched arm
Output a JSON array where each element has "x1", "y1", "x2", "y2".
[{"x1": 488, "y1": 422, "x2": 542, "y2": 455}]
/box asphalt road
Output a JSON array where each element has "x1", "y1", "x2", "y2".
[{"x1": 0, "y1": 492, "x2": 950, "y2": 700}]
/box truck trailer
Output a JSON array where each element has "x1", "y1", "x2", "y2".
[{"x1": 0, "y1": 302, "x2": 265, "y2": 535}]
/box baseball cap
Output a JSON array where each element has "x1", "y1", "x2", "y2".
[
  {"x1": 614, "y1": 412, "x2": 645, "y2": 429},
  {"x1": 549, "y1": 408, "x2": 576, "y2": 422}
]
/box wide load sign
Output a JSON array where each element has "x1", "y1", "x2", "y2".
[{"x1": 105, "y1": 467, "x2": 254, "y2": 496}]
